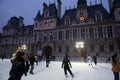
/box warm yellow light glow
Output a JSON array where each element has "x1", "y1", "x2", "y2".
[
  {"x1": 21, "y1": 45, "x2": 27, "y2": 50},
  {"x1": 75, "y1": 41, "x2": 84, "y2": 48},
  {"x1": 80, "y1": 17, "x2": 84, "y2": 21},
  {"x1": 50, "y1": 21, "x2": 54, "y2": 26}
]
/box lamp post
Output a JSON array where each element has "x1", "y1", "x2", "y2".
[
  {"x1": 75, "y1": 41, "x2": 84, "y2": 57},
  {"x1": 21, "y1": 45, "x2": 27, "y2": 51}
]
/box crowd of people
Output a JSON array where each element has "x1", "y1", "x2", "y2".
[
  {"x1": 8, "y1": 49, "x2": 53, "y2": 80},
  {"x1": 3, "y1": 48, "x2": 119, "y2": 80}
]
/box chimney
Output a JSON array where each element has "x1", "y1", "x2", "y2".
[{"x1": 19, "y1": 16, "x2": 24, "y2": 27}]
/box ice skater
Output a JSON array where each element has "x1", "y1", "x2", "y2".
[
  {"x1": 1, "y1": 55, "x2": 4, "y2": 61},
  {"x1": 106, "y1": 56, "x2": 111, "y2": 63},
  {"x1": 93, "y1": 55, "x2": 97, "y2": 65},
  {"x1": 61, "y1": 56, "x2": 74, "y2": 78},
  {"x1": 29, "y1": 53, "x2": 36, "y2": 74},
  {"x1": 8, "y1": 51, "x2": 29, "y2": 80},
  {"x1": 87, "y1": 55, "x2": 92, "y2": 65},
  {"x1": 46, "y1": 56, "x2": 50, "y2": 67}
]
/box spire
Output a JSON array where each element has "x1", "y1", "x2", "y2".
[
  {"x1": 43, "y1": 2, "x2": 48, "y2": 9},
  {"x1": 35, "y1": 10, "x2": 41, "y2": 19}
]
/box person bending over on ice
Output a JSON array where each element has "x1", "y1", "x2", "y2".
[
  {"x1": 8, "y1": 51, "x2": 29, "y2": 80},
  {"x1": 61, "y1": 56, "x2": 74, "y2": 78}
]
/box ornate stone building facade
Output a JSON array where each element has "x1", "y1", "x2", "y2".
[{"x1": 0, "y1": 0, "x2": 120, "y2": 58}]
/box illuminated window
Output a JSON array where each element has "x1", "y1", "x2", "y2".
[{"x1": 50, "y1": 21, "x2": 54, "y2": 27}]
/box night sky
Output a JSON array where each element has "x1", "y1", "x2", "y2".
[{"x1": 0, "y1": 0, "x2": 109, "y2": 32}]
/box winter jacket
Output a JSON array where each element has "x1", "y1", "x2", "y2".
[
  {"x1": 62, "y1": 57, "x2": 72, "y2": 68},
  {"x1": 112, "y1": 60, "x2": 120, "y2": 72},
  {"x1": 29, "y1": 55, "x2": 36, "y2": 65},
  {"x1": 8, "y1": 58, "x2": 29, "y2": 80}
]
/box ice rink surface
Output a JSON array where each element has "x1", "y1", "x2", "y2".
[{"x1": 0, "y1": 59, "x2": 114, "y2": 80}]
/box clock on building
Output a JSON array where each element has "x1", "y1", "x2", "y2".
[{"x1": 80, "y1": 16, "x2": 84, "y2": 21}]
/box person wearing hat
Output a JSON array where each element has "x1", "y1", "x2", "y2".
[{"x1": 111, "y1": 53, "x2": 120, "y2": 80}]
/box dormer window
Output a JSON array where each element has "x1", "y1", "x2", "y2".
[
  {"x1": 44, "y1": 9, "x2": 49, "y2": 18},
  {"x1": 44, "y1": 21, "x2": 47, "y2": 27},
  {"x1": 65, "y1": 16, "x2": 70, "y2": 25},
  {"x1": 95, "y1": 11, "x2": 102, "y2": 22},
  {"x1": 50, "y1": 21, "x2": 54, "y2": 27}
]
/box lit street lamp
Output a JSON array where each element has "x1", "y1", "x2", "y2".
[
  {"x1": 75, "y1": 41, "x2": 84, "y2": 57},
  {"x1": 21, "y1": 45, "x2": 27, "y2": 51}
]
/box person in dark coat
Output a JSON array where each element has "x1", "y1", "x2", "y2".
[
  {"x1": 1, "y1": 55, "x2": 4, "y2": 61},
  {"x1": 8, "y1": 51, "x2": 29, "y2": 80},
  {"x1": 29, "y1": 53, "x2": 36, "y2": 74},
  {"x1": 106, "y1": 56, "x2": 111, "y2": 63},
  {"x1": 46, "y1": 56, "x2": 50, "y2": 67},
  {"x1": 93, "y1": 55, "x2": 97, "y2": 65},
  {"x1": 61, "y1": 56, "x2": 74, "y2": 78}
]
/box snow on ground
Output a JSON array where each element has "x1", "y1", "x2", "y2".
[{"x1": 0, "y1": 59, "x2": 114, "y2": 80}]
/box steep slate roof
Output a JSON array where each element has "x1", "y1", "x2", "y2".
[
  {"x1": 49, "y1": 3, "x2": 57, "y2": 16},
  {"x1": 6, "y1": 16, "x2": 19, "y2": 27},
  {"x1": 36, "y1": 3, "x2": 57, "y2": 18},
  {"x1": 87, "y1": 4, "x2": 110, "y2": 21},
  {"x1": 61, "y1": 3, "x2": 110, "y2": 25},
  {"x1": 35, "y1": 10, "x2": 41, "y2": 19},
  {"x1": 17, "y1": 25, "x2": 33, "y2": 35},
  {"x1": 61, "y1": 8, "x2": 77, "y2": 25},
  {"x1": 113, "y1": 0, "x2": 120, "y2": 5}
]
